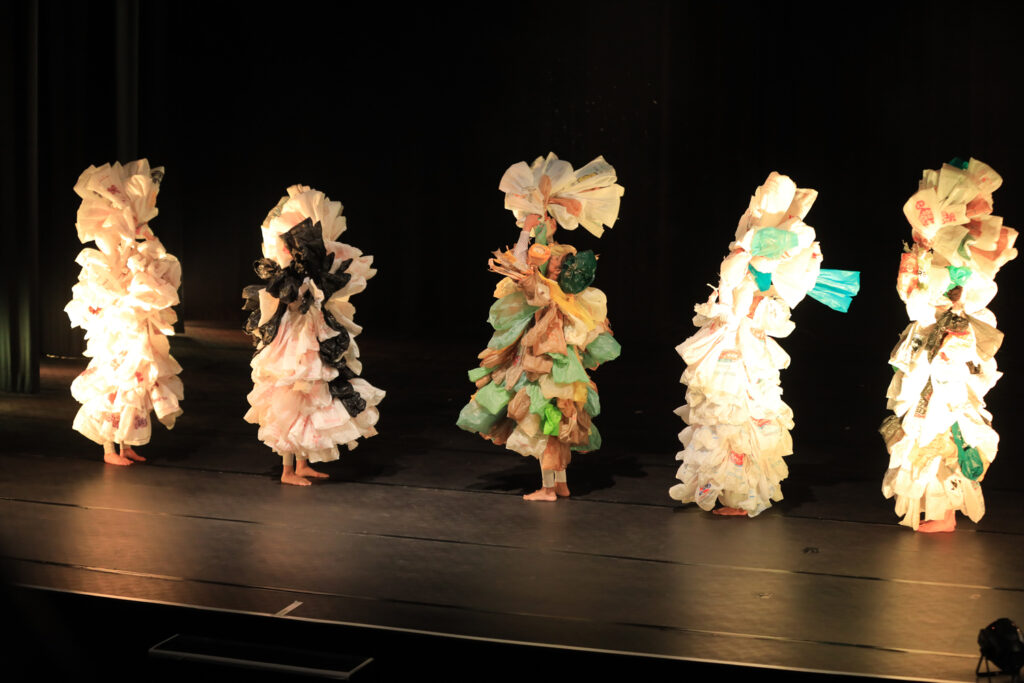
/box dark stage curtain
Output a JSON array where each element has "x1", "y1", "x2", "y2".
[
  {"x1": 7, "y1": 1, "x2": 1024, "y2": 406},
  {"x1": 36, "y1": 1, "x2": 137, "y2": 361},
  {"x1": 11, "y1": 0, "x2": 179, "y2": 373},
  {"x1": 0, "y1": 0, "x2": 39, "y2": 393}
]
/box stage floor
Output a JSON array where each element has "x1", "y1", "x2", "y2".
[{"x1": 2, "y1": 323, "x2": 1023, "y2": 681}]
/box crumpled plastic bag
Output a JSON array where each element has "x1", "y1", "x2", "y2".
[
  {"x1": 750, "y1": 227, "x2": 799, "y2": 259},
  {"x1": 557, "y1": 250, "x2": 598, "y2": 294},
  {"x1": 582, "y1": 332, "x2": 621, "y2": 369},
  {"x1": 807, "y1": 269, "x2": 861, "y2": 312},
  {"x1": 456, "y1": 399, "x2": 503, "y2": 433}
]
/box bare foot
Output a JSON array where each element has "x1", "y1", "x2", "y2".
[
  {"x1": 713, "y1": 506, "x2": 748, "y2": 516},
  {"x1": 523, "y1": 487, "x2": 557, "y2": 502},
  {"x1": 917, "y1": 510, "x2": 957, "y2": 533},
  {"x1": 104, "y1": 451, "x2": 133, "y2": 466},
  {"x1": 295, "y1": 462, "x2": 329, "y2": 479},
  {"x1": 281, "y1": 470, "x2": 311, "y2": 486},
  {"x1": 120, "y1": 445, "x2": 146, "y2": 462},
  {"x1": 554, "y1": 482, "x2": 570, "y2": 497}
]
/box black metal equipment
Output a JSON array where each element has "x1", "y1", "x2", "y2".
[{"x1": 977, "y1": 618, "x2": 1024, "y2": 681}]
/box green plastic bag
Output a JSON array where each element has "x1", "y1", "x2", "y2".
[
  {"x1": 486, "y1": 291, "x2": 537, "y2": 349},
  {"x1": 487, "y1": 316, "x2": 532, "y2": 349},
  {"x1": 542, "y1": 403, "x2": 562, "y2": 436},
  {"x1": 456, "y1": 399, "x2": 503, "y2": 434},
  {"x1": 582, "y1": 333, "x2": 621, "y2": 369},
  {"x1": 584, "y1": 385, "x2": 601, "y2": 417},
  {"x1": 549, "y1": 350, "x2": 590, "y2": 384},
  {"x1": 571, "y1": 423, "x2": 602, "y2": 452},
  {"x1": 525, "y1": 382, "x2": 550, "y2": 415},
  {"x1": 488, "y1": 291, "x2": 538, "y2": 330},
  {"x1": 956, "y1": 234, "x2": 977, "y2": 260},
  {"x1": 475, "y1": 381, "x2": 513, "y2": 415},
  {"x1": 467, "y1": 367, "x2": 491, "y2": 382},
  {"x1": 558, "y1": 250, "x2": 597, "y2": 294}
]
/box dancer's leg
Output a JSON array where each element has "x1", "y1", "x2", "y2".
[
  {"x1": 553, "y1": 469, "x2": 570, "y2": 497},
  {"x1": 524, "y1": 467, "x2": 557, "y2": 501},
  {"x1": 280, "y1": 453, "x2": 311, "y2": 486},
  {"x1": 295, "y1": 455, "x2": 329, "y2": 479},
  {"x1": 120, "y1": 443, "x2": 145, "y2": 462},
  {"x1": 103, "y1": 441, "x2": 132, "y2": 466},
  {"x1": 917, "y1": 509, "x2": 957, "y2": 533}
]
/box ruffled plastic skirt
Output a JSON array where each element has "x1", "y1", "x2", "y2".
[
  {"x1": 670, "y1": 319, "x2": 794, "y2": 516},
  {"x1": 245, "y1": 305, "x2": 384, "y2": 463},
  {"x1": 70, "y1": 328, "x2": 183, "y2": 446}
]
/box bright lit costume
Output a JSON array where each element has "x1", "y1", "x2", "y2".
[
  {"x1": 881, "y1": 158, "x2": 1017, "y2": 529},
  {"x1": 243, "y1": 185, "x2": 384, "y2": 467},
  {"x1": 457, "y1": 154, "x2": 623, "y2": 495},
  {"x1": 670, "y1": 172, "x2": 859, "y2": 516},
  {"x1": 66, "y1": 160, "x2": 184, "y2": 447}
]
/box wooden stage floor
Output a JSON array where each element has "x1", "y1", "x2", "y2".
[{"x1": 2, "y1": 323, "x2": 1023, "y2": 681}]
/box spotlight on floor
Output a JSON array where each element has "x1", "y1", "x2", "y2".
[{"x1": 977, "y1": 618, "x2": 1024, "y2": 681}]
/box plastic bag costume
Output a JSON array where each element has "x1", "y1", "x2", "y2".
[
  {"x1": 670, "y1": 172, "x2": 859, "y2": 516},
  {"x1": 880, "y1": 158, "x2": 1017, "y2": 528},
  {"x1": 243, "y1": 186, "x2": 384, "y2": 463},
  {"x1": 66, "y1": 160, "x2": 184, "y2": 447},
  {"x1": 457, "y1": 153, "x2": 624, "y2": 473}
]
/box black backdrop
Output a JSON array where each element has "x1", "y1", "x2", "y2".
[{"x1": 5, "y1": 1, "x2": 1024, "y2": 460}]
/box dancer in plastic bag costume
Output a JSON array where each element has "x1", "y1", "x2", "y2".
[
  {"x1": 880, "y1": 158, "x2": 1017, "y2": 532},
  {"x1": 457, "y1": 153, "x2": 624, "y2": 501},
  {"x1": 66, "y1": 160, "x2": 184, "y2": 465},
  {"x1": 243, "y1": 186, "x2": 384, "y2": 485},
  {"x1": 670, "y1": 172, "x2": 859, "y2": 516}
]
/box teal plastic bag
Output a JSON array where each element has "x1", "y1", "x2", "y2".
[
  {"x1": 945, "y1": 265, "x2": 972, "y2": 293},
  {"x1": 750, "y1": 227, "x2": 798, "y2": 259},
  {"x1": 582, "y1": 333, "x2": 621, "y2": 369},
  {"x1": 808, "y1": 269, "x2": 860, "y2": 312},
  {"x1": 952, "y1": 422, "x2": 984, "y2": 481},
  {"x1": 747, "y1": 264, "x2": 772, "y2": 292}
]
